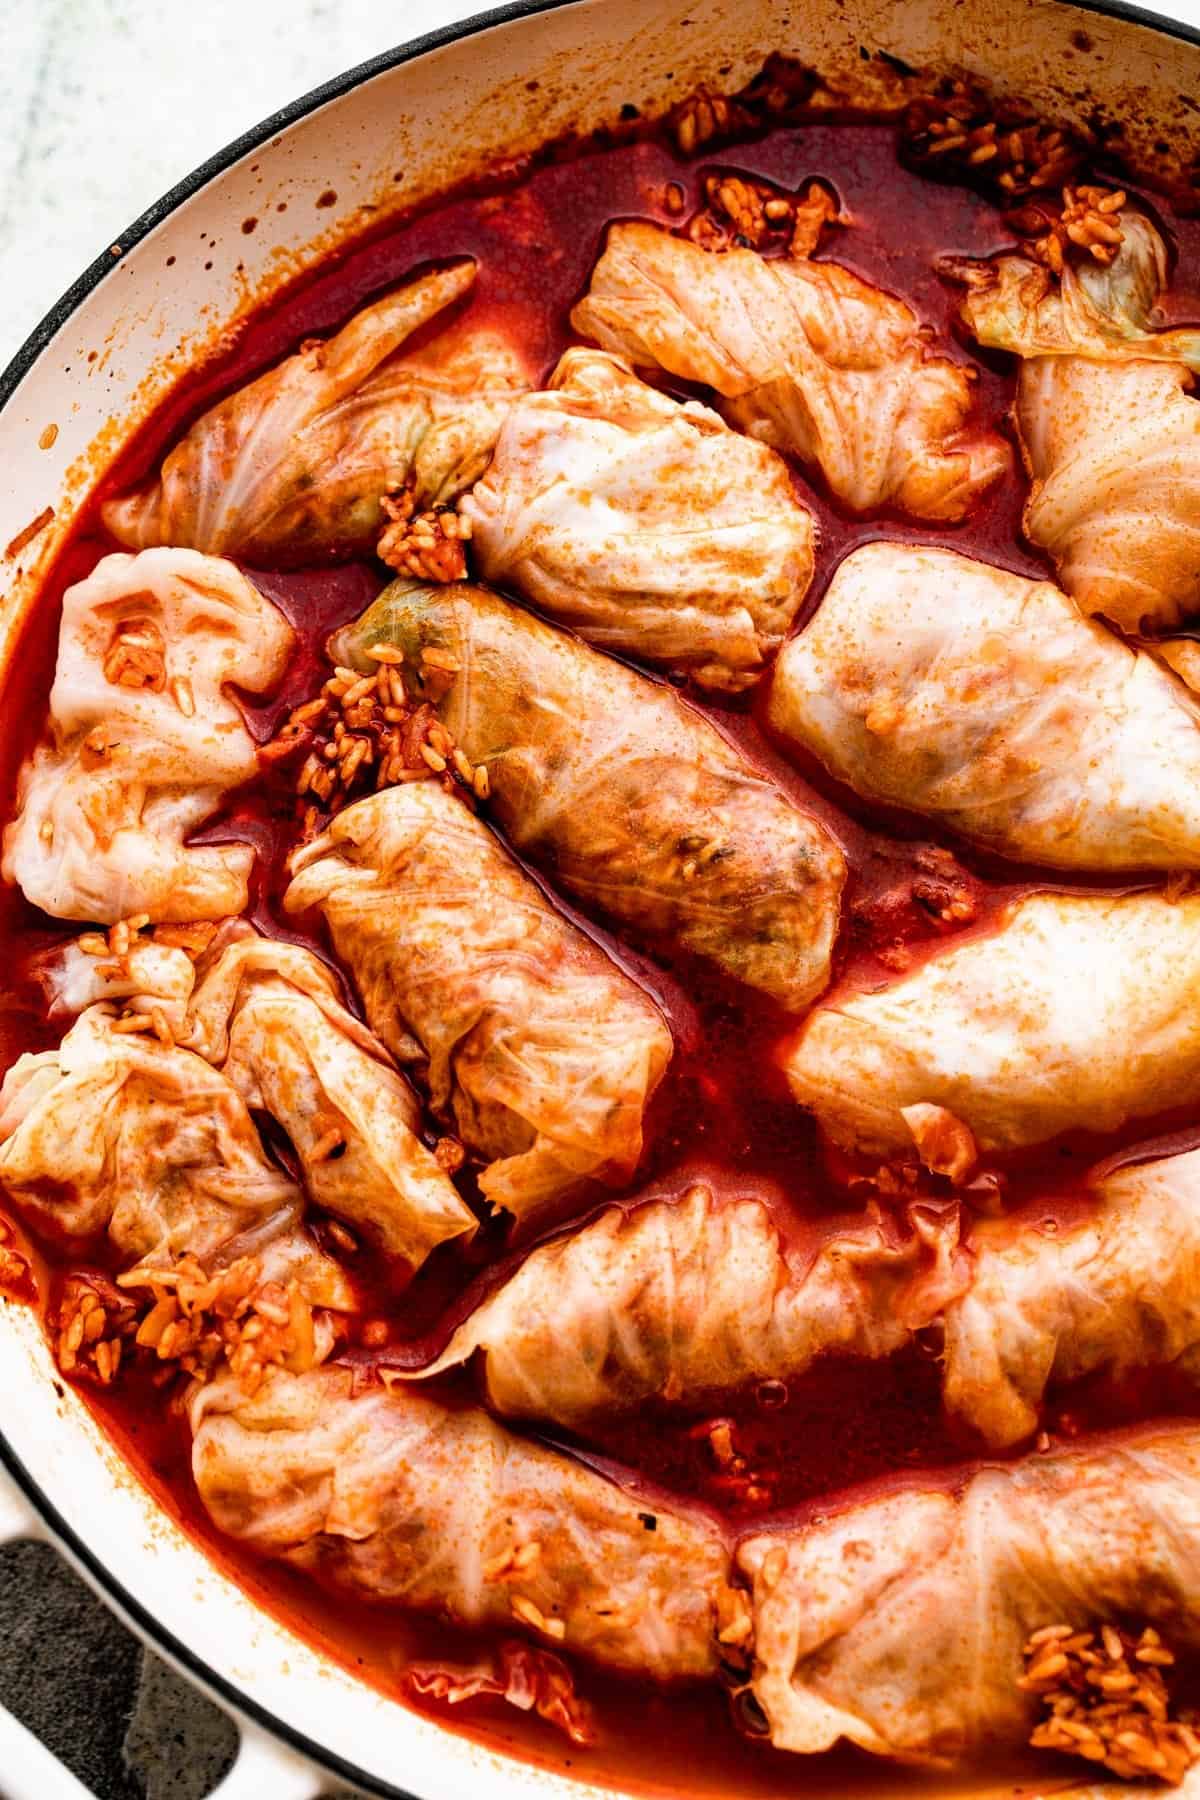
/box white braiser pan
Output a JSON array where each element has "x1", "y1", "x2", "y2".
[{"x1": 0, "y1": 1, "x2": 1198, "y2": 1793}]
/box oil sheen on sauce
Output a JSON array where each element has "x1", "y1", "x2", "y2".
[{"x1": 3, "y1": 115, "x2": 1200, "y2": 1796}]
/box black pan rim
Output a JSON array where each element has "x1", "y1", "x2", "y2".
[{"x1": 0, "y1": 0, "x2": 1198, "y2": 1792}]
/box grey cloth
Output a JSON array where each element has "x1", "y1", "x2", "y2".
[{"x1": 0, "y1": 1540, "x2": 363, "y2": 1798}]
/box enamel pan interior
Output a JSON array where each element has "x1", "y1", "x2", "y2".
[{"x1": 0, "y1": 1, "x2": 1198, "y2": 1796}]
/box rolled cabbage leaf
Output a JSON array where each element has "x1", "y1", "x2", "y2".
[
  {"x1": 785, "y1": 891, "x2": 1200, "y2": 1154},
  {"x1": 461, "y1": 347, "x2": 815, "y2": 691},
  {"x1": 944, "y1": 1146, "x2": 1200, "y2": 1447},
  {"x1": 1018, "y1": 356, "x2": 1200, "y2": 633},
  {"x1": 191, "y1": 1364, "x2": 732, "y2": 1681},
  {"x1": 413, "y1": 1183, "x2": 965, "y2": 1427},
  {"x1": 954, "y1": 216, "x2": 1200, "y2": 633},
  {"x1": 768, "y1": 541, "x2": 1200, "y2": 869},
  {"x1": 955, "y1": 215, "x2": 1200, "y2": 368},
  {"x1": 101, "y1": 262, "x2": 533, "y2": 563},
  {"x1": 738, "y1": 1425, "x2": 1200, "y2": 1764},
  {"x1": 183, "y1": 924, "x2": 475, "y2": 1266},
  {"x1": 329, "y1": 582, "x2": 845, "y2": 1011},
  {"x1": 2, "y1": 549, "x2": 293, "y2": 923},
  {"x1": 421, "y1": 1153, "x2": 1200, "y2": 1452},
  {"x1": 0, "y1": 1005, "x2": 349, "y2": 1306},
  {"x1": 571, "y1": 221, "x2": 1007, "y2": 520},
  {"x1": 285, "y1": 783, "x2": 672, "y2": 1219}
]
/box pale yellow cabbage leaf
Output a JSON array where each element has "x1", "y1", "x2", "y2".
[
  {"x1": 102, "y1": 262, "x2": 532, "y2": 563},
  {"x1": 769, "y1": 540, "x2": 1200, "y2": 868},
  {"x1": 463, "y1": 347, "x2": 814, "y2": 690},
  {"x1": 954, "y1": 215, "x2": 1200, "y2": 632},
  {"x1": 572, "y1": 221, "x2": 1007, "y2": 519},
  {"x1": 191, "y1": 1364, "x2": 732, "y2": 1681},
  {"x1": 786, "y1": 891, "x2": 1200, "y2": 1153},
  {"x1": 739, "y1": 1426, "x2": 1200, "y2": 1764},
  {"x1": 0, "y1": 1006, "x2": 349, "y2": 1306},
  {"x1": 183, "y1": 923, "x2": 475, "y2": 1266},
  {"x1": 2, "y1": 548, "x2": 293, "y2": 923},
  {"x1": 330, "y1": 581, "x2": 846, "y2": 1012},
  {"x1": 945, "y1": 1145, "x2": 1200, "y2": 1447},
  {"x1": 285, "y1": 783, "x2": 672, "y2": 1221},
  {"x1": 412, "y1": 1182, "x2": 965, "y2": 1427}
]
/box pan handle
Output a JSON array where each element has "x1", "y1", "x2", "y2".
[
  {"x1": 206, "y1": 1717, "x2": 331, "y2": 1800},
  {"x1": 0, "y1": 1466, "x2": 334, "y2": 1799},
  {"x1": 0, "y1": 1468, "x2": 92, "y2": 1800}
]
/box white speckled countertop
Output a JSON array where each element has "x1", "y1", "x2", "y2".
[{"x1": 0, "y1": 0, "x2": 483, "y2": 368}]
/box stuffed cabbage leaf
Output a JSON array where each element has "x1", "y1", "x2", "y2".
[
  {"x1": 738, "y1": 1425, "x2": 1200, "y2": 1765},
  {"x1": 191, "y1": 1364, "x2": 731, "y2": 1680},
  {"x1": 2, "y1": 549, "x2": 293, "y2": 923},
  {"x1": 955, "y1": 216, "x2": 1200, "y2": 633},
  {"x1": 414, "y1": 1183, "x2": 965, "y2": 1427},
  {"x1": 955, "y1": 215, "x2": 1200, "y2": 368},
  {"x1": 285, "y1": 783, "x2": 672, "y2": 1220},
  {"x1": 767, "y1": 541, "x2": 1200, "y2": 869},
  {"x1": 944, "y1": 1146, "x2": 1200, "y2": 1447},
  {"x1": 785, "y1": 891, "x2": 1200, "y2": 1154},
  {"x1": 101, "y1": 262, "x2": 532, "y2": 564},
  {"x1": 329, "y1": 582, "x2": 845, "y2": 1011},
  {"x1": 460, "y1": 347, "x2": 815, "y2": 691},
  {"x1": 0, "y1": 1005, "x2": 349, "y2": 1306},
  {"x1": 183, "y1": 924, "x2": 475, "y2": 1266},
  {"x1": 570, "y1": 221, "x2": 1007, "y2": 520},
  {"x1": 1018, "y1": 356, "x2": 1200, "y2": 635}
]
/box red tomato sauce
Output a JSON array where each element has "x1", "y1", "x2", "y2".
[{"x1": 3, "y1": 105, "x2": 1200, "y2": 1793}]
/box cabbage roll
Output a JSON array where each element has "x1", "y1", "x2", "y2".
[
  {"x1": 738, "y1": 1425, "x2": 1200, "y2": 1765},
  {"x1": 956, "y1": 216, "x2": 1200, "y2": 633},
  {"x1": 415, "y1": 1183, "x2": 965, "y2": 1428},
  {"x1": 191, "y1": 1365, "x2": 731, "y2": 1681},
  {"x1": 183, "y1": 925, "x2": 475, "y2": 1266},
  {"x1": 329, "y1": 582, "x2": 845, "y2": 1010},
  {"x1": 0, "y1": 1006, "x2": 348, "y2": 1306},
  {"x1": 570, "y1": 221, "x2": 1007, "y2": 520},
  {"x1": 2, "y1": 549, "x2": 293, "y2": 923},
  {"x1": 285, "y1": 783, "x2": 672, "y2": 1219},
  {"x1": 1018, "y1": 357, "x2": 1200, "y2": 636},
  {"x1": 768, "y1": 541, "x2": 1200, "y2": 869},
  {"x1": 101, "y1": 262, "x2": 532, "y2": 564},
  {"x1": 944, "y1": 1146, "x2": 1200, "y2": 1447},
  {"x1": 785, "y1": 891, "x2": 1200, "y2": 1154},
  {"x1": 460, "y1": 347, "x2": 815, "y2": 691}
]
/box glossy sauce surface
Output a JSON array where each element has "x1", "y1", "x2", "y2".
[{"x1": 3, "y1": 112, "x2": 1200, "y2": 1793}]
